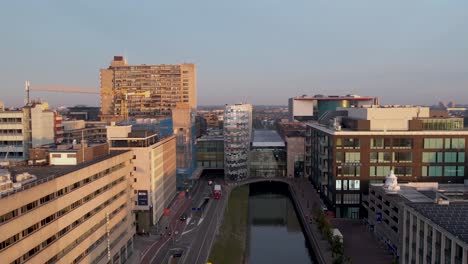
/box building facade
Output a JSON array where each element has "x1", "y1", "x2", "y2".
[
  {"x1": 0, "y1": 149, "x2": 135, "y2": 264},
  {"x1": 305, "y1": 106, "x2": 468, "y2": 219},
  {"x1": 250, "y1": 130, "x2": 286, "y2": 178},
  {"x1": 197, "y1": 129, "x2": 224, "y2": 169},
  {"x1": 106, "y1": 124, "x2": 177, "y2": 232},
  {"x1": 0, "y1": 101, "x2": 58, "y2": 162},
  {"x1": 288, "y1": 94, "x2": 378, "y2": 122},
  {"x1": 100, "y1": 56, "x2": 196, "y2": 122},
  {"x1": 277, "y1": 121, "x2": 306, "y2": 178},
  {"x1": 224, "y1": 104, "x2": 252, "y2": 181}
]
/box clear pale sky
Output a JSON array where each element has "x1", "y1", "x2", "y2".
[{"x1": 1, "y1": 0, "x2": 467, "y2": 107}]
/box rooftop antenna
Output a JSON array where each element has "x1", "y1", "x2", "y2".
[{"x1": 25, "y1": 80, "x2": 30, "y2": 105}]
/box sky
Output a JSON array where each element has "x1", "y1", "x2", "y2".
[{"x1": 0, "y1": 0, "x2": 467, "y2": 108}]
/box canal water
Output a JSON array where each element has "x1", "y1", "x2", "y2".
[{"x1": 246, "y1": 182, "x2": 316, "y2": 264}]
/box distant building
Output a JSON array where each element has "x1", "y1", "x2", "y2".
[
  {"x1": 250, "y1": 130, "x2": 286, "y2": 177},
  {"x1": 364, "y1": 175, "x2": 468, "y2": 263},
  {"x1": 288, "y1": 94, "x2": 378, "y2": 122},
  {"x1": 66, "y1": 105, "x2": 100, "y2": 121},
  {"x1": 305, "y1": 105, "x2": 467, "y2": 219},
  {"x1": 100, "y1": 56, "x2": 196, "y2": 122},
  {"x1": 0, "y1": 101, "x2": 60, "y2": 162},
  {"x1": 224, "y1": 104, "x2": 252, "y2": 181},
  {"x1": 277, "y1": 121, "x2": 306, "y2": 178},
  {"x1": 0, "y1": 146, "x2": 135, "y2": 264},
  {"x1": 106, "y1": 124, "x2": 177, "y2": 232},
  {"x1": 62, "y1": 120, "x2": 107, "y2": 144}
]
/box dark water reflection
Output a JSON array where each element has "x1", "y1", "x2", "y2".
[{"x1": 247, "y1": 182, "x2": 315, "y2": 264}]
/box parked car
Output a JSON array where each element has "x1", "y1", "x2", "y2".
[{"x1": 179, "y1": 214, "x2": 187, "y2": 221}]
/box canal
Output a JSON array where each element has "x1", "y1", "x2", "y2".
[
  {"x1": 209, "y1": 181, "x2": 316, "y2": 264},
  {"x1": 247, "y1": 181, "x2": 316, "y2": 264}
]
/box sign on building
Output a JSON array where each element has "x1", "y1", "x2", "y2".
[{"x1": 137, "y1": 190, "x2": 148, "y2": 206}]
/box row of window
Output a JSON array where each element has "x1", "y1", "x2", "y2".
[
  {"x1": 422, "y1": 166, "x2": 465, "y2": 177},
  {"x1": 0, "y1": 162, "x2": 126, "y2": 225},
  {"x1": 336, "y1": 151, "x2": 464, "y2": 164},
  {"x1": 335, "y1": 193, "x2": 360, "y2": 204},
  {"x1": 0, "y1": 176, "x2": 125, "y2": 253},
  {"x1": 10, "y1": 189, "x2": 127, "y2": 264},
  {"x1": 336, "y1": 179, "x2": 360, "y2": 190},
  {"x1": 424, "y1": 138, "x2": 465, "y2": 149}
]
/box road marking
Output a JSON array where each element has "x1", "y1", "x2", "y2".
[
  {"x1": 194, "y1": 198, "x2": 223, "y2": 264},
  {"x1": 198, "y1": 218, "x2": 204, "y2": 225}
]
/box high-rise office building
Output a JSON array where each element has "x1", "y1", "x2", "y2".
[
  {"x1": 100, "y1": 56, "x2": 196, "y2": 122},
  {"x1": 305, "y1": 105, "x2": 467, "y2": 218},
  {"x1": 224, "y1": 104, "x2": 252, "y2": 181}
]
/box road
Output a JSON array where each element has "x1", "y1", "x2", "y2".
[{"x1": 145, "y1": 177, "x2": 227, "y2": 264}]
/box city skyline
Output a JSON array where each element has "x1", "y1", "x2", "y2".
[{"x1": 1, "y1": 1, "x2": 467, "y2": 107}]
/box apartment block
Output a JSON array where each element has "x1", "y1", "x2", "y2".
[
  {"x1": 224, "y1": 104, "x2": 252, "y2": 181},
  {"x1": 0, "y1": 146, "x2": 135, "y2": 264},
  {"x1": 305, "y1": 105, "x2": 468, "y2": 219},
  {"x1": 0, "y1": 101, "x2": 59, "y2": 162},
  {"x1": 100, "y1": 56, "x2": 196, "y2": 122},
  {"x1": 107, "y1": 124, "x2": 177, "y2": 232}
]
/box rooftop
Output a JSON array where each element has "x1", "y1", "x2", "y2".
[
  {"x1": 252, "y1": 130, "x2": 285, "y2": 148},
  {"x1": 408, "y1": 202, "x2": 468, "y2": 244},
  {"x1": 1, "y1": 150, "x2": 130, "y2": 198}
]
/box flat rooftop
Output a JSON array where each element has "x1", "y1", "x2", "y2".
[
  {"x1": 252, "y1": 130, "x2": 285, "y2": 148},
  {"x1": 1, "y1": 150, "x2": 130, "y2": 198},
  {"x1": 408, "y1": 202, "x2": 468, "y2": 244}
]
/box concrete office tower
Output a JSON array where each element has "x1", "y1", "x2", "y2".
[
  {"x1": 0, "y1": 146, "x2": 135, "y2": 264},
  {"x1": 0, "y1": 101, "x2": 60, "y2": 162},
  {"x1": 172, "y1": 103, "x2": 199, "y2": 190},
  {"x1": 106, "y1": 124, "x2": 177, "y2": 233},
  {"x1": 305, "y1": 105, "x2": 467, "y2": 219},
  {"x1": 100, "y1": 56, "x2": 196, "y2": 122},
  {"x1": 224, "y1": 104, "x2": 252, "y2": 181}
]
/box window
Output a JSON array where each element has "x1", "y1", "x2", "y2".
[
  {"x1": 343, "y1": 180, "x2": 348, "y2": 190},
  {"x1": 444, "y1": 152, "x2": 457, "y2": 163},
  {"x1": 345, "y1": 152, "x2": 360, "y2": 163},
  {"x1": 370, "y1": 166, "x2": 391, "y2": 177},
  {"x1": 349, "y1": 180, "x2": 360, "y2": 190},
  {"x1": 370, "y1": 152, "x2": 392, "y2": 163},
  {"x1": 444, "y1": 166, "x2": 464, "y2": 177},
  {"x1": 343, "y1": 194, "x2": 360, "y2": 204},
  {"x1": 336, "y1": 180, "x2": 342, "y2": 190},
  {"x1": 336, "y1": 152, "x2": 343, "y2": 163},
  {"x1": 335, "y1": 193, "x2": 342, "y2": 204},
  {"x1": 394, "y1": 166, "x2": 412, "y2": 176},
  {"x1": 393, "y1": 138, "x2": 413, "y2": 149},
  {"x1": 422, "y1": 166, "x2": 442, "y2": 177},
  {"x1": 422, "y1": 152, "x2": 443, "y2": 163},
  {"x1": 394, "y1": 152, "x2": 412, "y2": 163},
  {"x1": 343, "y1": 138, "x2": 360, "y2": 149},
  {"x1": 67, "y1": 154, "x2": 76, "y2": 158},
  {"x1": 445, "y1": 138, "x2": 465, "y2": 149},
  {"x1": 423, "y1": 138, "x2": 443, "y2": 149},
  {"x1": 51, "y1": 154, "x2": 61, "y2": 158},
  {"x1": 342, "y1": 166, "x2": 360, "y2": 176}
]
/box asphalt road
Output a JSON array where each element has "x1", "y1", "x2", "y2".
[{"x1": 146, "y1": 178, "x2": 227, "y2": 264}]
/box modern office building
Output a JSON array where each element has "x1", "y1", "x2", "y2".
[
  {"x1": 106, "y1": 124, "x2": 177, "y2": 232},
  {"x1": 250, "y1": 130, "x2": 286, "y2": 178},
  {"x1": 288, "y1": 94, "x2": 379, "y2": 121},
  {"x1": 364, "y1": 174, "x2": 467, "y2": 263},
  {"x1": 100, "y1": 56, "x2": 196, "y2": 122},
  {"x1": 197, "y1": 129, "x2": 224, "y2": 169},
  {"x1": 0, "y1": 145, "x2": 135, "y2": 264},
  {"x1": 305, "y1": 105, "x2": 468, "y2": 219},
  {"x1": 0, "y1": 101, "x2": 60, "y2": 162},
  {"x1": 278, "y1": 121, "x2": 306, "y2": 178},
  {"x1": 224, "y1": 103, "x2": 252, "y2": 181}
]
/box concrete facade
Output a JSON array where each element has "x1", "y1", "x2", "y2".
[
  {"x1": 107, "y1": 125, "x2": 177, "y2": 232},
  {"x1": 0, "y1": 150, "x2": 135, "y2": 264},
  {"x1": 100, "y1": 56, "x2": 196, "y2": 122}
]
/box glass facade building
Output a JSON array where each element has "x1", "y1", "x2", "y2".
[{"x1": 224, "y1": 104, "x2": 252, "y2": 181}]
